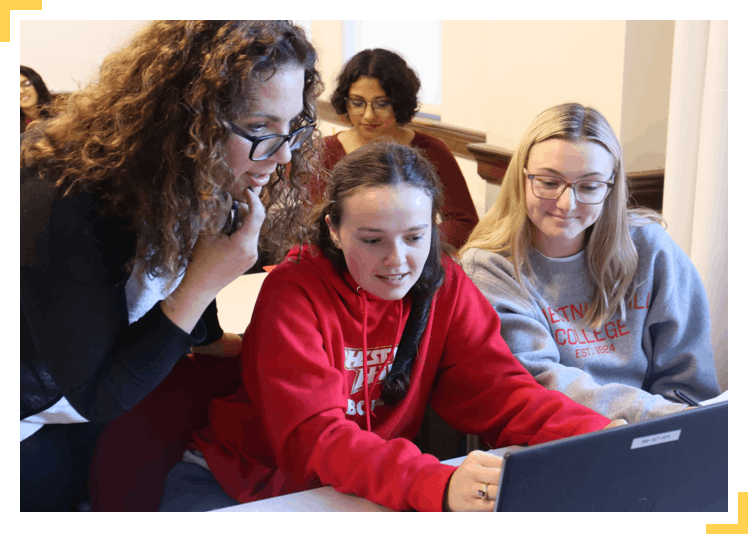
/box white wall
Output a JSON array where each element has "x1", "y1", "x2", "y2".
[
  {"x1": 440, "y1": 21, "x2": 628, "y2": 211},
  {"x1": 620, "y1": 21, "x2": 675, "y2": 173},
  {"x1": 20, "y1": 20, "x2": 149, "y2": 93}
]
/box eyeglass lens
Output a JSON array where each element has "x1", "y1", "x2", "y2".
[
  {"x1": 251, "y1": 126, "x2": 314, "y2": 161},
  {"x1": 531, "y1": 176, "x2": 609, "y2": 204},
  {"x1": 346, "y1": 99, "x2": 392, "y2": 115}
]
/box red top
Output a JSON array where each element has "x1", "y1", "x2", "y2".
[
  {"x1": 191, "y1": 246, "x2": 611, "y2": 511},
  {"x1": 308, "y1": 131, "x2": 480, "y2": 249}
]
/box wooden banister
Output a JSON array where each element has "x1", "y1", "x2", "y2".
[{"x1": 465, "y1": 143, "x2": 513, "y2": 185}]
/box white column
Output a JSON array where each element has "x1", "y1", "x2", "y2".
[
  {"x1": 689, "y1": 21, "x2": 728, "y2": 391},
  {"x1": 661, "y1": 21, "x2": 710, "y2": 255},
  {"x1": 663, "y1": 21, "x2": 728, "y2": 391}
]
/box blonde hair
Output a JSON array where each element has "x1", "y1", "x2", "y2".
[{"x1": 460, "y1": 103, "x2": 663, "y2": 328}]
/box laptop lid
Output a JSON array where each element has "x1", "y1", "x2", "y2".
[{"x1": 493, "y1": 402, "x2": 727, "y2": 512}]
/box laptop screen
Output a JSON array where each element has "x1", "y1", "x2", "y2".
[{"x1": 494, "y1": 402, "x2": 727, "y2": 512}]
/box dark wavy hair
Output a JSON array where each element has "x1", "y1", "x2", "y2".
[
  {"x1": 20, "y1": 20, "x2": 323, "y2": 284},
  {"x1": 306, "y1": 141, "x2": 449, "y2": 404},
  {"x1": 20, "y1": 65, "x2": 53, "y2": 133},
  {"x1": 330, "y1": 48, "x2": 420, "y2": 125}
]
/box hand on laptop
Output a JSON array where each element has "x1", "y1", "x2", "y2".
[
  {"x1": 444, "y1": 450, "x2": 503, "y2": 512},
  {"x1": 604, "y1": 419, "x2": 627, "y2": 429}
]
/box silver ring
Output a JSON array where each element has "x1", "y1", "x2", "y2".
[{"x1": 477, "y1": 483, "x2": 488, "y2": 500}]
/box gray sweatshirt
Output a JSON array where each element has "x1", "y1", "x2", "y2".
[{"x1": 460, "y1": 223, "x2": 721, "y2": 423}]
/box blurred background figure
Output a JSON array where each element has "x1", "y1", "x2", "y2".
[
  {"x1": 309, "y1": 48, "x2": 479, "y2": 249},
  {"x1": 21, "y1": 65, "x2": 53, "y2": 133}
]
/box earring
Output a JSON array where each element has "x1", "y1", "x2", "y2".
[{"x1": 332, "y1": 238, "x2": 340, "y2": 248}]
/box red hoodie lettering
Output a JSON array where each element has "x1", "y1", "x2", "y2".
[
  {"x1": 346, "y1": 399, "x2": 379, "y2": 416},
  {"x1": 345, "y1": 346, "x2": 397, "y2": 395}
]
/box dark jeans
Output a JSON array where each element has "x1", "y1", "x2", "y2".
[
  {"x1": 20, "y1": 422, "x2": 105, "y2": 512},
  {"x1": 158, "y1": 461, "x2": 238, "y2": 512}
]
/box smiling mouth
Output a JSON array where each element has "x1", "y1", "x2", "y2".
[
  {"x1": 377, "y1": 273, "x2": 407, "y2": 281},
  {"x1": 248, "y1": 173, "x2": 270, "y2": 185}
]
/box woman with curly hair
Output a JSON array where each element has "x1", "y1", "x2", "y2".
[
  {"x1": 308, "y1": 48, "x2": 479, "y2": 249},
  {"x1": 20, "y1": 20, "x2": 322, "y2": 511},
  {"x1": 20, "y1": 65, "x2": 54, "y2": 133}
]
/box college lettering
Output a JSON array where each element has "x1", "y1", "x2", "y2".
[
  {"x1": 542, "y1": 293, "x2": 647, "y2": 359},
  {"x1": 553, "y1": 319, "x2": 631, "y2": 346}
]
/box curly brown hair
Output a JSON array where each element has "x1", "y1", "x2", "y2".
[
  {"x1": 330, "y1": 48, "x2": 420, "y2": 125},
  {"x1": 21, "y1": 20, "x2": 323, "y2": 283}
]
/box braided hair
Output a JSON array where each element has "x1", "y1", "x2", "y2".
[{"x1": 307, "y1": 141, "x2": 452, "y2": 404}]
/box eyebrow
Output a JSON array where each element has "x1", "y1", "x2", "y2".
[
  {"x1": 244, "y1": 109, "x2": 305, "y2": 124},
  {"x1": 356, "y1": 224, "x2": 429, "y2": 233},
  {"x1": 535, "y1": 167, "x2": 608, "y2": 179},
  {"x1": 347, "y1": 94, "x2": 390, "y2": 101}
]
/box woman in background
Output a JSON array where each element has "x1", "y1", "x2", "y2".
[
  {"x1": 460, "y1": 102, "x2": 721, "y2": 424},
  {"x1": 308, "y1": 48, "x2": 479, "y2": 249},
  {"x1": 21, "y1": 20, "x2": 321, "y2": 511},
  {"x1": 160, "y1": 142, "x2": 620, "y2": 513},
  {"x1": 20, "y1": 65, "x2": 53, "y2": 133}
]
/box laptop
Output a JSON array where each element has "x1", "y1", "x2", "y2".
[{"x1": 493, "y1": 401, "x2": 727, "y2": 512}]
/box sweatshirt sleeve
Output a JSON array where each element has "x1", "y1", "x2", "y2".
[
  {"x1": 636, "y1": 225, "x2": 722, "y2": 403},
  {"x1": 460, "y1": 247, "x2": 692, "y2": 423},
  {"x1": 243, "y1": 269, "x2": 457, "y2": 512},
  {"x1": 415, "y1": 134, "x2": 479, "y2": 249},
  {"x1": 192, "y1": 299, "x2": 224, "y2": 346},
  {"x1": 428, "y1": 261, "x2": 611, "y2": 445},
  {"x1": 21, "y1": 179, "x2": 206, "y2": 422}
]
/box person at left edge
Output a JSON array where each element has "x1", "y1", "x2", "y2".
[
  {"x1": 161, "y1": 141, "x2": 620, "y2": 513},
  {"x1": 20, "y1": 65, "x2": 53, "y2": 134},
  {"x1": 20, "y1": 20, "x2": 322, "y2": 511}
]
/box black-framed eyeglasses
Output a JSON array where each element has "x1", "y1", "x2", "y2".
[
  {"x1": 21, "y1": 80, "x2": 33, "y2": 89},
  {"x1": 345, "y1": 97, "x2": 394, "y2": 116},
  {"x1": 524, "y1": 169, "x2": 613, "y2": 204},
  {"x1": 230, "y1": 122, "x2": 316, "y2": 161}
]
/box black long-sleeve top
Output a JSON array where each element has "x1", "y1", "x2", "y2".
[{"x1": 20, "y1": 167, "x2": 223, "y2": 422}]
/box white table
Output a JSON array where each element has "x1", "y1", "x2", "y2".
[
  {"x1": 215, "y1": 272, "x2": 268, "y2": 334},
  {"x1": 213, "y1": 446, "x2": 522, "y2": 512}
]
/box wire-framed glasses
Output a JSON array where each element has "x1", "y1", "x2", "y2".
[
  {"x1": 525, "y1": 169, "x2": 613, "y2": 204},
  {"x1": 345, "y1": 98, "x2": 394, "y2": 116},
  {"x1": 230, "y1": 122, "x2": 316, "y2": 161}
]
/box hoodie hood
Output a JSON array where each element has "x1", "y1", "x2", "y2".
[{"x1": 285, "y1": 245, "x2": 408, "y2": 430}]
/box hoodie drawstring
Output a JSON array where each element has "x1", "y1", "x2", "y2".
[{"x1": 359, "y1": 288, "x2": 403, "y2": 432}]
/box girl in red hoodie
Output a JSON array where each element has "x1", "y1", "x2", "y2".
[{"x1": 161, "y1": 142, "x2": 620, "y2": 512}]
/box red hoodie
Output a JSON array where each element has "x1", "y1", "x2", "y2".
[{"x1": 191, "y1": 245, "x2": 611, "y2": 511}]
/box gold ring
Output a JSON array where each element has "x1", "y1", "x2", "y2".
[{"x1": 477, "y1": 483, "x2": 488, "y2": 500}]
